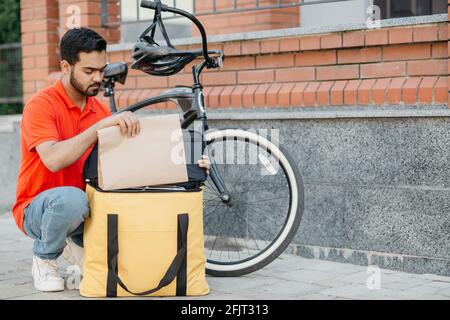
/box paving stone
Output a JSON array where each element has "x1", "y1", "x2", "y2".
[
  {"x1": 238, "y1": 281, "x2": 327, "y2": 299},
  {"x1": 319, "y1": 284, "x2": 400, "y2": 300}
]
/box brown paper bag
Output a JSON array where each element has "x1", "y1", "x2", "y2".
[{"x1": 97, "y1": 114, "x2": 188, "y2": 190}]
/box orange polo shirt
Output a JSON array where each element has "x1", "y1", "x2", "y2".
[{"x1": 12, "y1": 79, "x2": 112, "y2": 233}]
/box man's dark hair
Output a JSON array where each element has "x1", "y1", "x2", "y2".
[{"x1": 60, "y1": 27, "x2": 107, "y2": 65}]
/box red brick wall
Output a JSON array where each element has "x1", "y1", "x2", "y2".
[
  {"x1": 21, "y1": 1, "x2": 448, "y2": 110},
  {"x1": 21, "y1": 0, "x2": 60, "y2": 98},
  {"x1": 194, "y1": 0, "x2": 300, "y2": 35},
  {"x1": 20, "y1": 0, "x2": 120, "y2": 102},
  {"x1": 58, "y1": 0, "x2": 120, "y2": 43},
  {"x1": 110, "y1": 22, "x2": 448, "y2": 110}
]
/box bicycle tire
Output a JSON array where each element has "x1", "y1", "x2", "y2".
[{"x1": 203, "y1": 128, "x2": 304, "y2": 277}]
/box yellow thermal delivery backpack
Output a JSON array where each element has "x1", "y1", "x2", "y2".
[{"x1": 79, "y1": 184, "x2": 209, "y2": 297}]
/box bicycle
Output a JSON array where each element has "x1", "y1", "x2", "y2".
[{"x1": 100, "y1": 0, "x2": 305, "y2": 277}]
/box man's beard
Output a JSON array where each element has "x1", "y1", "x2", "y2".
[{"x1": 70, "y1": 70, "x2": 101, "y2": 97}]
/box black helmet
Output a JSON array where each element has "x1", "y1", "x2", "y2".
[
  {"x1": 130, "y1": 0, "x2": 198, "y2": 76},
  {"x1": 131, "y1": 41, "x2": 198, "y2": 77}
]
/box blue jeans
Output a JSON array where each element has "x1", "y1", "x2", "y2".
[{"x1": 23, "y1": 186, "x2": 90, "y2": 260}]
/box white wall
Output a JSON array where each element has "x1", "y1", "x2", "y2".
[{"x1": 301, "y1": 0, "x2": 370, "y2": 27}]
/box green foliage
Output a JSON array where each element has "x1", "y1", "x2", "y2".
[
  {"x1": 0, "y1": 0, "x2": 20, "y2": 44},
  {"x1": 0, "y1": 103, "x2": 23, "y2": 115},
  {"x1": 0, "y1": 0, "x2": 21, "y2": 114}
]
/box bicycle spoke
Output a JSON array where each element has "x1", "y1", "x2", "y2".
[
  {"x1": 204, "y1": 207, "x2": 223, "y2": 218},
  {"x1": 230, "y1": 210, "x2": 266, "y2": 252},
  {"x1": 204, "y1": 197, "x2": 226, "y2": 209},
  {"x1": 204, "y1": 198, "x2": 222, "y2": 203},
  {"x1": 206, "y1": 201, "x2": 254, "y2": 261},
  {"x1": 238, "y1": 205, "x2": 280, "y2": 237},
  {"x1": 204, "y1": 194, "x2": 222, "y2": 202},
  {"x1": 204, "y1": 205, "x2": 222, "y2": 220},
  {"x1": 242, "y1": 201, "x2": 291, "y2": 218},
  {"x1": 207, "y1": 207, "x2": 225, "y2": 258},
  {"x1": 211, "y1": 201, "x2": 276, "y2": 240},
  {"x1": 207, "y1": 203, "x2": 259, "y2": 260},
  {"x1": 205, "y1": 180, "x2": 217, "y2": 191},
  {"x1": 204, "y1": 183, "x2": 221, "y2": 197},
  {"x1": 204, "y1": 202, "x2": 224, "y2": 227},
  {"x1": 227, "y1": 166, "x2": 250, "y2": 190},
  {"x1": 227, "y1": 210, "x2": 259, "y2": 254},
  {"x1": 218, "y1": 205, "x2": 234, "y2": 261},
  {"x1": 203, "y1": 191, "x2": 220, "y2": 198},
  {"x1": 204, "y1": 204, "x2": 222, "y2": 213},
  {"x1": 249, "y1": 199, "x2": 289, "y2": 211},
  {"x1": 238, "y1": 185, "x2": 287, "y2": 196},
  {"x1": 204, "y1": 209, "x2": 223, "y2": 222},
  {"x1": 234, "y1": 235, "x2": 241, "y2": 261},
  {"x1": 233, "y1": 203, "x2": 253, "y2": 258},
  {"x1": 242, "y1": 202, "x2": 286, "y2": 227},
  {"x1": 243, "y1": 196, "x2": 290, "y2": 205},
  {"x1": 204, "y1": 202, "x2": 223, "y2": 210},
  {"x1": 209, "y1": 205, "x2": 231, "y2": 259},
  {"x1": 226, "y1": 230, "x2": 231, "y2": 262},
  {"x1": 241, "y1": 214, "x2": 262, "y2": 254}
]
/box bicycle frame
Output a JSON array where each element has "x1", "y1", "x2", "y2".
[{"x1": 107, "y1": 1, "x2": 231, "y2": 204}]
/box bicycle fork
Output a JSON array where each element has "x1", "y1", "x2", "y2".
[{"x1": 208, "y1": 156, "x2": 233, "y2": 206}]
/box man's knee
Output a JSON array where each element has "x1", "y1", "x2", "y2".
[{"x1": 49, "y1": 187, "x2": 89, "y2": 222}]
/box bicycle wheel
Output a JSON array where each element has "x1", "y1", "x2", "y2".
[{"x1": 203, "y1": 128, "x2": 304, "y2": 277}]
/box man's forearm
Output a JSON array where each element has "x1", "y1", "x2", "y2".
[
  {"x1": 39, "y1": 111, "x2": 137, "y2": 173},
  {"x1": 46, "y1": 121, "x2": 102, "y2": 172}
]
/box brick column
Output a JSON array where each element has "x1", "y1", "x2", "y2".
[
  {"x1": 58, "y1": 0, "x2": 120, "y2": 43},
  {"x1": 194, "y1": 0, "x2": 300, "y2": 35},
  {"x1": 20, "y1": 0, "x2": 60, "y2": 102},
  {"x1": 20, "y1": 0, "x2": 122, "y2": 101}
]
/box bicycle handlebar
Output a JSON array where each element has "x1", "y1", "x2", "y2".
[
  {"x1": 141, "y1": 0, "x2": 166, "y2": 10},
  {"x1": 139, "y1": 0, "x2": 221, "y2": 69}
]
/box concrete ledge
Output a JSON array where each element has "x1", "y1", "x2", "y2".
[
  {"x1": 205, "y1": 105, "x2": 450, "y2": 120},
  {"x1": 136, "y1": 105, "x2": 450, "y2": 120},
  {"x1": 3, "y1": 105, "x2": 450, "y2": 128},
  {"x1": 0, "y1": 115, "x2": 21, "y2": 133},
  {"x1": 108, "y1": 14, "x2": 447, "y2": 52}
]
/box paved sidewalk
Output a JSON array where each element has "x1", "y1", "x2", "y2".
[{"x1": 1, "y1": 213, "x2": 450, "y2": 300}]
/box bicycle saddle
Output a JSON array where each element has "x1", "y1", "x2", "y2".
[{"x1": 103, "y1": 62, "x2": 128, "y2": 84}]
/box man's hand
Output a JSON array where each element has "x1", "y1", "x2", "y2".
[
  {"x1": 198, "y1": 155, "x2": 211, "y2": 175},
  {"x1": 34, "y1": 111, "x2": 141, "y2": 173},
  {"x1": 98, "y1": 111, "x2": 141, "y2": 138}
]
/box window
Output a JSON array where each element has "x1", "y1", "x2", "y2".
[
  {"x1": 120, "y1": 0, "x2": 194, "y2": 43},
  {"x1": 373, "y1": 0, "x2": 447, "y2": 19}
]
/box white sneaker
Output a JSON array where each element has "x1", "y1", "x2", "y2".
[
  {"x1": 61, "y1": 237, "x2": 84, "y2": 275},
  {"x1": 31, "y1": 255, "x2": 65, "y2": 292}
]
